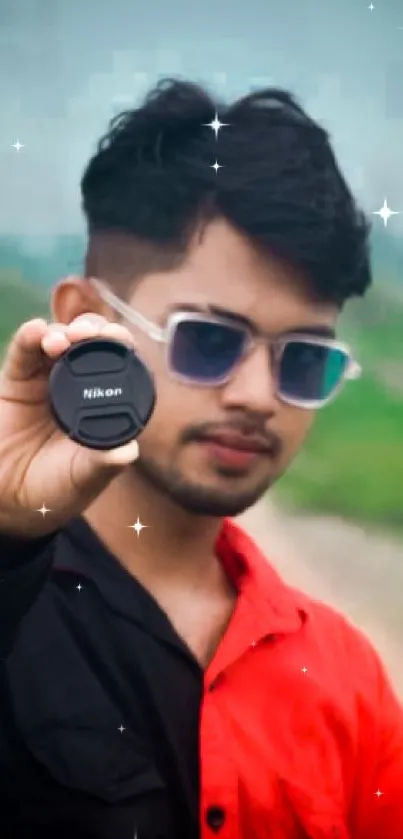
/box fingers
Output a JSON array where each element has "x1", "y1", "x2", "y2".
[
  {"x1": 41, "y1": 316, "x2": 99, "y2": 358},
  {"x1": 98, "y1": 322, "x2": 138, "y2": 346},
  {"x1": 41, "y1": 315, "x2": 137, "y2": 358},
  {"x1": 1, "y1": 318, "x2": 50, "y2": 382},
  {"x1": 2, "y1": 312, "x2": 137, "y2": 382},
  {"x1": 91, "y1": 438, "x2": 140, "y2": 469}
]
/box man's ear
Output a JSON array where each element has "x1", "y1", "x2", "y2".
[{"x1": 50, "y1": 275, "x2": 111, "y2": 324}]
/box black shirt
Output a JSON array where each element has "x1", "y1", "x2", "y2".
[{"x1": 0, "y1": 517, "x2": 203, "y2": 839}]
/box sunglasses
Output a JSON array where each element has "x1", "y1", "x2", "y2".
[{"x1": 89, "y1": 277, "x2": 362, "y2": 410}]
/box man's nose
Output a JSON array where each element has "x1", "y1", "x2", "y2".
[{"x1": 221, "y1": 344, "x2": 280, "y2": 414}]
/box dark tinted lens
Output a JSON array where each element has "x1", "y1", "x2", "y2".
[
  {"x1": 279, "y1": 341, "x2": 349, "y2": 402},
  {"x1": 170, "y1": 318, "x2": 246, "y2": 382}
]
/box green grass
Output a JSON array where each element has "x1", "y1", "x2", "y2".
[
  {"x1": 274, "y1": 371, "x2": 403, "y2": 534},
  {"x1": 0, "y1": 270, "x2": 49, "y2": 349},
  {"x1": 273, "y1": 284, "x2": 403, "y2": 534},
  {"x1": 353, "y1": 319, "x2": 403, "y2": 365}
]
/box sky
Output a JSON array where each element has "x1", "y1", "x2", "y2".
[{"x1": 1, "y1": 0, "x2": 403, "y2": 243}]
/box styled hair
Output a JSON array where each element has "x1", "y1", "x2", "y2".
[{"x1": 81, "y1": 77, "x2": 372, "y2": 306}]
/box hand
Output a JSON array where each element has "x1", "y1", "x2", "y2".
[{"x1": 0, "y1": 312, "x2": 140, "y2": 537}]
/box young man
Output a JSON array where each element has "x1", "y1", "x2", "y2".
[{"x1": 0, "y1": 78, "x2": 402, "y2": 839}]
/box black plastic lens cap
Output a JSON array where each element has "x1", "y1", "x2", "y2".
[{"x1": 48, "y1": 338, "x2": 156, "y2": 450}]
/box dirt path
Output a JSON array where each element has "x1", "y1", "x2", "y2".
[{"x1": 237, "y1": 500, "x2": 403, "y2": 697}]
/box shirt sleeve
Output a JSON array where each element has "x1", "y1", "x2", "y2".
[
  {"x1": 0, "y1": 532, "x2": 55, "y2": 659},
  {"x1": 355, "y1": 639, "x2": 403, "y2": 838}
]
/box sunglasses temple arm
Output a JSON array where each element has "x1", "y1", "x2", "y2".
[{"x1": 88, "y1": 277, "x2": 164, "y2": 342}]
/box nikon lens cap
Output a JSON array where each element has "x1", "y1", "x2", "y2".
[{"x1": 49, "y1": 338, "x2": 156, "y2": 450}]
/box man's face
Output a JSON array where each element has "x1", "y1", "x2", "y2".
[{"x1": 107, "y1": 219, "x2": 339, "y2": 517}]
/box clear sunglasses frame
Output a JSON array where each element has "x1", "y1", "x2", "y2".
[{"x1": 88, "y1": 276, "x2": 362, "y2": 410}]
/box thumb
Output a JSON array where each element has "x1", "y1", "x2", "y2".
[
  {"x1": 69, "y1": 438, "x2": 140, "y2": 506},
  {"x1": 93, "y1": 439, "x2": 140, "y2": 468}
]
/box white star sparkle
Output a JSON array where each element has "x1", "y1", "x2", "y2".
[
  {"x1": 301, "y1": 667, "x2": 308, "y2": 674},
  {"x1": 375, "y1": 789, "x2": 384, "y2": 798},
  {"x1": 118, "y1": 724, "x2": 126, "y2": 734},
  {"x1": 373, "y1": 199, "x2": 400, "y2": 227},
  {"x1": 36, "y1": 504, "x2": 51, "y2": 517},
  {"x1": 76, "y1": 584, "x2": 83, "y2": 592},
  {"x1": 128, "y1": 517, "x2": 148, "y2": 537},
  {"x1": 203, "y1": 112, "x2": 230, "y2": 139},
  {"x1": 368, "y1": 2, "x2": 374, "y2": 10},
  {"x1": 210, "y1": 160, "x2": 222, "y2": 173},
  {"x1": 12, "y1": 139, "x2": 25, "y2": 152}
]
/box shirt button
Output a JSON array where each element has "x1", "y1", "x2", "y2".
[{"x1": 206, "y1": 805, "x2": 226, "y2": 832}]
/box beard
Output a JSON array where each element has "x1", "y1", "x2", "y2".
[{"x1": 132, "y1": 451, "x2": 274, "y2": 518}]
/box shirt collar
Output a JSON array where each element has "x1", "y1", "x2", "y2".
[
  {"x1": 218, "y1": 517, "x2": 308, "y2": 632},
  {"x1": 205, "y1": 517, "x2": 309, "y2": 682},
  {"x1": 53, "y1": 515, "x2": 308, "y2": 674}
]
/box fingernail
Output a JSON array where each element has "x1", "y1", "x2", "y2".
[
  {"x1": 74, "y1": 318, "x2": 98, "y2": 330},
  {"x1": 42, "y1": 330, "x2": 67, "y2": 343}
]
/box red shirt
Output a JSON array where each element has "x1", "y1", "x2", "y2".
[{"x1": 200, "y1": 517, "x2": 403, "y2": 839}]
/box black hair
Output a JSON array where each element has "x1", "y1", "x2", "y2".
[{"x1": 81, "y1": 77, "x2": 372, "y2": 306}]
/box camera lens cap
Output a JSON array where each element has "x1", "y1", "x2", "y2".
[{"x1": 48, "y1": 337, "x2": 156, "y2": 450}]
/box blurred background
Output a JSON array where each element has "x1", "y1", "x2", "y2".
[{"x1": 1, "y1": 0, "x2": 402, "y2": 691}]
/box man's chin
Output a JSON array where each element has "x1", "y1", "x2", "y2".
[
  {"x1": 133, "y1": 454, "x2": 272, "y2": 517},
  {"x1": 167, "y1": 479, "x2": 272, "y2": 518}
]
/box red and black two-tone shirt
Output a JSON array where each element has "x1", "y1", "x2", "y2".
[{"x1": 1, "y1": 515, "x2": 403, "y2": 839}]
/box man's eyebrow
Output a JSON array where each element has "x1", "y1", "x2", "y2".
[
  {"x1": 280, "y1": 324, "x2": 337, "y2": 339},
  {"x1": 163, "y1": 302, "x2": 336, "y2": 339}
]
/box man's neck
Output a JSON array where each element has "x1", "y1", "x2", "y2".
[
  {"x1": 84, "y1": 468, "x2": 225, "y2": 589},
  {"x1": 84, "y1": 469, "x2": 238, "y2": 668}
]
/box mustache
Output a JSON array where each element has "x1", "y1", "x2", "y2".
[{"x1": 182, "y1": 420, "x2": 282, "y2": 455}]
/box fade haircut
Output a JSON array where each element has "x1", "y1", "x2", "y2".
[{"x1": 81, "y1": 77, "x2": 372, "y2": 307}]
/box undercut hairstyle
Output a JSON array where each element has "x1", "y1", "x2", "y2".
[{"x1": 81, "y1": 77, "x2": 372, "y2": 307}]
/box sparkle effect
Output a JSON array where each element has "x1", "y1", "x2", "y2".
[
  {"x1": 375, "y1": 789, "x2": 384, "y2": 798},
  {"x1": 373, "y1": 199, "x2": 400, "y2": 227},
  {"x1": 76, "y1": 584, "x2": 83, "y2": 592},
  {"x1": 203, "y1": 112, "x2": 228, "y2": 174},
  {"x1": 12, "y1": 139, "x2": 24, "y2": 152},
  {"x1": 301, "y1": 667, "x2": 308, "y2": 674},
  {"x1": 203, "y1": 112, "x2": 230, "y2": 139},
  {"x1": 118, "y1": 725, "x2": 126, "y2": 734},
  {"x1": 36, "y1": 504, "x2": 51, "y2": 517},
  {"x1": 368, "y1": 3, "x2": 374, "y2": 10},
  {"x1": 129, "y1": 517, "x2": 148, "y2": 537}
]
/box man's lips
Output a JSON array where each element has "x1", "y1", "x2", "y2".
[{"x1": 196, "y1": 432, "x2": 273, "y2": 454}]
